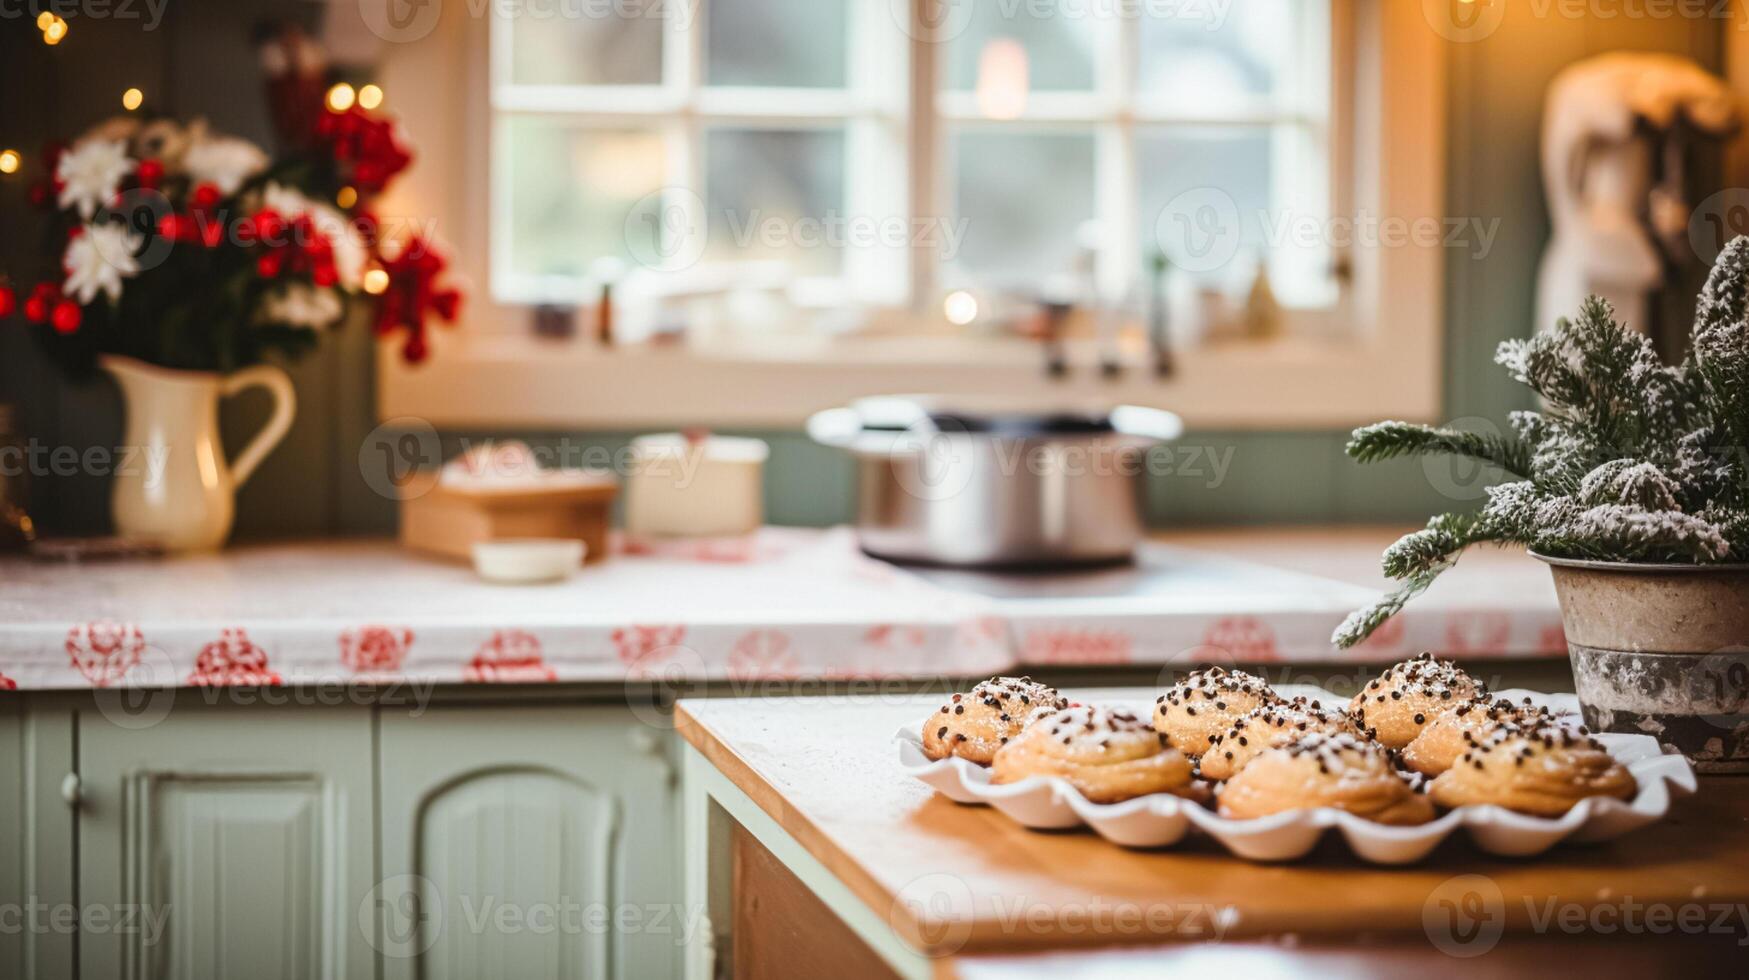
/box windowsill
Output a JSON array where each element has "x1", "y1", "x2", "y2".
[{"x1": 378, "y1": 329, "x2": 1442, "y2": 431}]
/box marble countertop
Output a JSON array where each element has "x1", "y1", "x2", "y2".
[{"x1": 0, "y1": 526, "x2": 1564, "y2": 690}]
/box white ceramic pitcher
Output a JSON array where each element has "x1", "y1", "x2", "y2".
[{"x1": 102, "y1": 355, "x2": 296, "y2": 552}]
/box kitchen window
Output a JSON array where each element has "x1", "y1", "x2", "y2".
[
  {"x1": 491, "y1": 0, "x2": 909, "y2": 307},
  {"x1": 378, "y1": 0, "x2": 1446, "y2": 429},
  {"x1": 491, "y1": 0, "x2": 1333, "y2": 314}
]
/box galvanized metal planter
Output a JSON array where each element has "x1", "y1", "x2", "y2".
[{"x1": 1537, "y1": 554, "x2": 1749, "y2": 773}]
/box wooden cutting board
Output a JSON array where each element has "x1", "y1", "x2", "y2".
[{"x1": 676, "y1": 690, "x2": 1749, "y2": 957}]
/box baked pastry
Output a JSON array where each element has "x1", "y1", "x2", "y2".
[
  {"x1": 921, "y1": 676, "x2": 1067, "y2": 765},
  {"x1": 992, "y1": 704, "x2": 1199, "y2": 804},
  {"x1": 1153, "y1": 667, "x2": 1281, "y2": 757},
  {"x1": 1348, "y1": 653, "x2": 1485, "y2": 749},
  {"x1": 1217, "y1": 732, "x2": 1435, "y2": 825},
  {"x1": 1199, "y1": 696, "x2": 1364, "y2": 781},
  {"x1": 1428, "y1": 724, "x2": 1637, "y2": 817},
  {"x1": 1401, "y1": 696, "x2": 1557, "y2": 777}
]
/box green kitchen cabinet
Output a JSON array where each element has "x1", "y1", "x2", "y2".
[
  {"x1": 3, "y1": 693, "x2": 687, "y2": 979},
  {"x1": 74, "y1": 703, "x2": 378, "y2": 980},
  {"x1": 377, "y1": 703, "x2": 682, "y2": 980},
  {"x1": 0, "y1": 704, "x2": 77, "y2": 980}
]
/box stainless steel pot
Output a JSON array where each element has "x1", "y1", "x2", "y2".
[{"x1": 807, "y1": 396, "x2": 1182, "y2": 568}]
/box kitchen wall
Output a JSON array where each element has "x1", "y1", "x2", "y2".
[{"x1": 0, "y1": 4, "x2": 1727, "y2": 539}]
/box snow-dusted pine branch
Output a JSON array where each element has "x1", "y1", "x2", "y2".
[{"x1": 1334, "y1": 238, "x2": 1749, "y2": 648}]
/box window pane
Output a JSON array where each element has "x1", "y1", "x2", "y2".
[
  {"x1": 950, "y1": 130, "x2": 1094, "y2": 284},
  {"x1": 704, "y1": 128, "x2": 846, "y2": 276},
  {"x1": 506, "y1": 9, "x2": 662, "y2": 86},
  {"x1": 1138, "y1": 0, "x2": 1299, "y2": 111},
  {"x1": 1140, "y1": 125, "x2": 1335, "y2": 306},
  {"x1": 707, "y1": 0, "x2": 847, "y2": 88},
  {"x1": 944, "y1": 3, "x2": 1095, "y2": 93},
  {"x1": 503, "y1": 119, "x2": 666, "y2": 279},
  {"x1": 1138, "y1": 126, "x2": 1289, "y2": 287}
]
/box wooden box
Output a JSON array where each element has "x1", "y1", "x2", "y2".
[{"x1": 399, "y1": 477, "x2": 619, "y2": 563}]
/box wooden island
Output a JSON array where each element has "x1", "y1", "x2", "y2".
[{"x1": 677, "y1": 692, "x2": 1749, "y2": 979}]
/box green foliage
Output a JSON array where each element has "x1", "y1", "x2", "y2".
[
  {"x1": 1380, "y1": 513, "x2": 1485, "y2": 579},
  {"x1": 1335, "y1": 240, "x2": 1749, "y2": 648},
  {"x1": 1331, "y1": 563, "x2": 1448, "y2": 651},
  {"x1": 1346, "y1": 422, "x2": 1531, "y2": 477}
]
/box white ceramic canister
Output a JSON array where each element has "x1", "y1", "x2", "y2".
[{"x1": 625, "y1": 432, "x2": 768, "y2": 538}]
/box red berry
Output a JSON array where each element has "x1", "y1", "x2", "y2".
[
  {"x1": 50, "y1": 300, "x2": 81, "y2": 334},
  {"x1": 191, "y1": 183, "x2": 221, "y2": 211},
  {"x1": 137, "y1": 158, "x2": 165, "y2": 189},
  {"x1": 433, "y1": 291, "x2": 461, "y2": 321},
  {"x1": 24, "y1": 296, "x2": 48, "y2": 322},
  {"x1": 257, "y1": 252, "x2": 282, "y2": 278},
  {"x1": 0, "y1": 286, "x2": 14, "y2": 318}
]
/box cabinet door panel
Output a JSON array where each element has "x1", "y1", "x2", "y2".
[
  {"x1": 78, "y1": 706, "x2": 375, "y2": 980},
  {"x1": 420, "y1": 770, "x2": 614, "y2": 978},
  {"x1": 0, "y1": 706, "x2": 77, "y2": 980},
  {"x1": 379, "y1": 705, "x2": 679, "y2": 980}
]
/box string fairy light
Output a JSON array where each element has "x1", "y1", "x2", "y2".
[{"x1": 326, "y1": 83, "x2": 356, "y2": 112}]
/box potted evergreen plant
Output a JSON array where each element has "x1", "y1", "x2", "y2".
[{"x1": 1336, "y1": 239, "x2": 1749, "y2": 772}]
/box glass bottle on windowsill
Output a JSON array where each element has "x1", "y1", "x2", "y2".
[{"x1": 0, "y1": 403, "x2": 36, "y2": 552}]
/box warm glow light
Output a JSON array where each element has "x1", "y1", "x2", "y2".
[
  {"x1": 326, "y1": 83, "x2": 356, "y2": 113},
  {"x1": 0, "y1": 150, "x2": 20, "y2": 175},
  {"x1": 363, "y1": 268, "x2": 390, "y2": 295},
  {"x1": 122, "y1": 88, "x2": 144, "y2": 111},
  {"x1": 35, "y1": 11, "x2": 53, "y2": 29},
  {"x1": 336, "y1": 186, "x2": 358, "y2": 209},
  {"x1": 358, "y1": 84, "x2": 384, "y2": 110},
  {"x1": 975, "y1": 38, "x2": 1028, "y2": 120},
  {"x1": 42, "y1": 17, "x2": 68, "y2": 44},
  {"x1": 943, "y1": 290, "x2": 979, "y2": 326}
]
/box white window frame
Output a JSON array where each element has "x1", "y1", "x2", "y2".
[
  {"x1": 926, "y1": 0, "x2": 1339, "y2": 316},
  {"x1": 376, "y1": 0, "x2": 1445, "y2": 431},
  {"x1": 487, "y1": 1, "x2": 910, "y2": 307}
]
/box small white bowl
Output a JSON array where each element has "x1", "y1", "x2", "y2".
[{"x1": 471, "y1": 538, "x2": 585, "y2": 584}]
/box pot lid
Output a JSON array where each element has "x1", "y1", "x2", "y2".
[
  {"x1": 809, "y1": 396, "x2": 1182, "y2": 448},
  {"x1": 851, "y1": 395, "x2": 1117, "y2": 434}
]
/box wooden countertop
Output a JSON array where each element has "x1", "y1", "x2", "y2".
[{"x1": 677, "y1": 690, "x2": 1749, "y2": 963}]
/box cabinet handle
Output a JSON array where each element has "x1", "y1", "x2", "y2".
[
  {"x1": 629, "y1": 729, "x2": 664, "y2": 757},
  {"x1": 61, "y1": 772, "x2": 81, "y2": 808},
  {"x1": 628, "y1": 728, "x2": 675, "y2": 786}
]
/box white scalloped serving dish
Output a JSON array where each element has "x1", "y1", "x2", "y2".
[{"x1": 896, "y1": 686, "x2": 1697, "y2": 864}]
